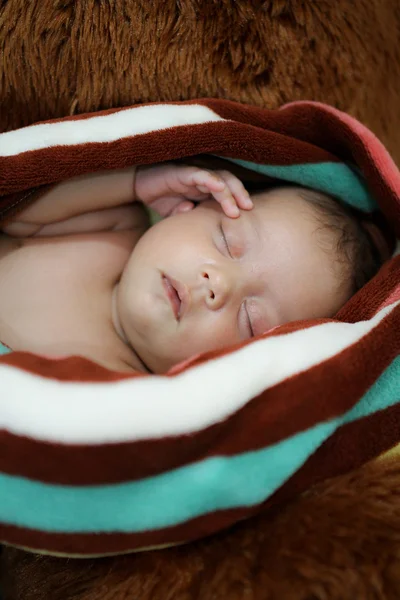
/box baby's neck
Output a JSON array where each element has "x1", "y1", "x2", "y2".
[{"x1": 111, "y1": 283, "x2": 150, "y2": 374}]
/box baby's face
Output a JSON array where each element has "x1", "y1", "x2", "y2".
[{"x1": 117, "y1": 187, "x2": 351, "y2": 373}]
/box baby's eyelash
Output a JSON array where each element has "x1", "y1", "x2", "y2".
[
  {"x1": 245, "y1": 302, "x2": 254, "y2": 337},
  {"x1": 220, "y1": 224, "x2": 232, "y2": 257}
]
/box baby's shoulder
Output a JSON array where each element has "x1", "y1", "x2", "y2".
[{"x1": 0, "y1": 230, "x2": 139, "y2": 296}]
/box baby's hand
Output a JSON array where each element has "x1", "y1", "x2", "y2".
[{"x1": 135, "y1": 163, "x2": 253, "y2": 218}]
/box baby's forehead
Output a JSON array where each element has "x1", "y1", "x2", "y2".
[
  {"x1": 249, "y1": 187, "x2": 334, "y2": 237},
  {"x1": 250, "y1": 186, "x2": 313, "y2": 211}
]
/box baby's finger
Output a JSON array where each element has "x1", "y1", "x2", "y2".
[
  {"x1": 214, "y1": 170, "x2": 253, "y2": 211},
  {"x1": 175, "y1": 168, "x2": 223, "y2": 198},
  {"x1": 188, "y1": 171, "x2": 240, "y2": 217},
  {"x1": 191, "y1": 170, "x2": 253, "y2": 218},
  {"x1": 189, "y1": 171, "x2": 225, "y2": 194}
]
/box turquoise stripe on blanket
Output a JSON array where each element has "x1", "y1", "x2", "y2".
[
  {"x1": 0, "y1": 342, "x2": 11, "y2": 355},
  {"x1": 216, "y1": 158, "x2": 377, "y2": 212},
  {"x1": 0, "y1": 357, "x2": 398, "y2": 534}
]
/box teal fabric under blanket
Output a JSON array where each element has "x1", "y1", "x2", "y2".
[
  {"x1": 218, "y1": 158, "x2": 377, "y2": 212},
  {"x1": 0, "y1": 342, "x2": 11, "y2": 355}
]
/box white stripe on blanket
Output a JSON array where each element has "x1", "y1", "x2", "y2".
[
  {"x1": 0, "y1": 104, "x2": 225, "y2": 157},
  {"x1": 0, "y1": 301, "x2": 397, "y2": 444}
]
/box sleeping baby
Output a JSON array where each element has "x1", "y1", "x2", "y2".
[{"x1": 0, "y1": 162, "x2": 389, "y2": 373}]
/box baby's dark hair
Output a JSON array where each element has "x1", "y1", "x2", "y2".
[{"x1": 293, "y1": 187, "x2": 393, "y2": 296}]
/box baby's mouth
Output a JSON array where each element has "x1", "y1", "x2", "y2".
[{"x1": 162, "y1": 274, "x2": 182, "y2": 321}]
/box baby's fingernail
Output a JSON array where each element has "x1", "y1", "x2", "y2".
[{"x1": 244, "y1": 196, "x2": 253, "y2": 207}]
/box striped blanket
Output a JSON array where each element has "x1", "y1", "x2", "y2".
[{"x1": 0, "y1": 99, "x2": 399, "y2": 558}]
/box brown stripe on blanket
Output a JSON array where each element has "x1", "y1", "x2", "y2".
[
  {"x1": 0, "y1": 122, "x2": 338, "y2": 196},
  {"x1": 267, "y1": 401, "x2": 400, "y2": 508},
  {"x1": 1, "y1": 300, "x2": 399, "y2": 485},
  {"x1": 0, "y1": 352, "x2": 144, "y2": 382},
  {"x1": 336, "y1": 255, "x2": 400, "y2": 322},
  {"x1": 1, "y1": 404, "x2": 399, "y2": 557},
  {"x1": 0, "y1": 505, "x2": 258, "y2": 557}
]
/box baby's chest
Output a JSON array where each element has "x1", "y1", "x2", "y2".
[{"x1": 0, "y1": 231, "x2": 136, "y2": 350}]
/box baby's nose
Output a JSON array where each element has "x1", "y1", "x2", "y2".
[{"x1": 201, "y1": 265, "x2": 231, "y2": 310}]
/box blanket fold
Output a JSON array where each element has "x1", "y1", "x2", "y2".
[{"x1": 0, "y1": 99, "x2": 399, "y2": 557}]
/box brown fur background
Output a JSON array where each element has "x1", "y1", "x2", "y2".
[
  {"x1": 1, "y1": 1, "x2": 400, "y2": 598},
  {"x1": 1, "y1": 0, "x2": 400, "y2": 164}
]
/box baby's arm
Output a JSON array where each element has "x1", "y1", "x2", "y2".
[
  {"x1": 3, "y1": 205, "x2": 149, "y2": 237},
  {"x1": 2, "y1": 168, "x2": 138, "y2": 230},
  {"x1": 1, "y1": 167, "x2": 154, "y2": 237},
  {"x1": 2, "y1": 162, "x2": 251, "y2": 237}
]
